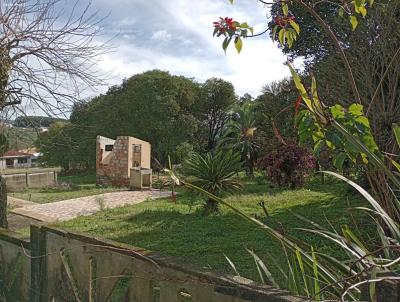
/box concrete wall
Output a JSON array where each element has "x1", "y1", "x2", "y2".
[
  {"x1": 0, "y1": 225, "x2": 312, "y2": 301},
  {"x1": 1, "y1": 169, "x2": 58, "y2": 192},
  {"x1": 3, "y1": 173, "x2": 27, "y2": 191},
  {"x1": 29, "y1": 225, "x2": 308, "y2": 302},
  {"x1": 0, "y1": 230, "x2": 31, "y2": 301},
  {"x1": 28, "y1": 172, "x2": 55, "y2": 188}
]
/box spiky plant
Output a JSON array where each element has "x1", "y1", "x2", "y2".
[
  {"x1": 219, "y1": 102, "x2": 259, "y2": 176},
  {"x1": 182, "y1": 150, "x2": 243, "y2": 213}
]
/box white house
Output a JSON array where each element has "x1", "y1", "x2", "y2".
[{"x1": 0, "y1": 149, "x2": 41, "y2": 169}]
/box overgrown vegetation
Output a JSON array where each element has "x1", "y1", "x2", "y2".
[
  {"x1": 11, "y1": 174, "x2": 119, "y2": 203},
  {"x1": 58, "y1": 178, "x2": 369, "y2": 282}
]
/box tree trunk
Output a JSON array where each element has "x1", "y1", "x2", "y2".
[
  {"x1": 0, "y1": 176, "x2": 8, "y2": 228},
  {"x1": 204, "y1": 198, "x2": 219, "y2": 214}
]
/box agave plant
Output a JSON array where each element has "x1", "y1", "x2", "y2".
[{"x1": 182, "y1": 150, "x2": 243, "y2": 213}]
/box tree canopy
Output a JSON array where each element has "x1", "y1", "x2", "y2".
[{"x1": 39, "y1": 70, "x2": 239, "y2": 170}]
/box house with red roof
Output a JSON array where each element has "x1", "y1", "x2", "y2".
[{"x1": 0, "y1": 149, "x2": 41, "y2": 169}]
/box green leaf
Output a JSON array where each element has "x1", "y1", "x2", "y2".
[
  {"x1": 287, "y1": 28, "x2": 298, "y2": 41},
  {"x1": 272, "y1": 26, "x2": 278, "y2": 41},
  {"x1": 359, "y1": 6, "x2": 367, "y2": 17},
  {"x1": 278, "y1": 28, "x2": 285, "y2": 45},
  {"x1": 369, "y1": 0, "x2": 374, "y2": 6},
  {"x1": 224, "y1": 254, "x2": 240, "y2": 276},
  {"x1": 247, "y1": 249, "x2": 279, "y2": 288},
  {"x1": 393, "y1": 123, "x2": 400, "y2": 148},
  {"x1": 392, "y1": 160, "x2": 400, "y2": 173},
  {"x1": 370, "y1": 267, "x2": 377, "y2": 302},
  {"x1": 289, "y1": 20, "x2": 300, "y2": 35},
  {"x1": 287, "y1": 64, "x2": 313, "y2": 112},
  {"x1": 282, "y1": 2, "x2": 289, "y2": 16},
  {"x1": 240, "y1": 22, "x2": 249, "y2": 28},
  {"x1": 350, "y1": 16, "x2": 358, "y2": 31},
  {"x1": 234, "y1": 37, "x2": 243, "y2": 53},
  {"x1": 348, "y1": 103, "x2": 364, "y2": 116},
  {"x1": 213, "y1": 27, "x2": 219, "y2": 37},
  {"x1": 333, "y1": 152, "x2": 347, "y2": 170},
  {"x1": 330, "y1": 104, "x2": 345, "y2": 119},
  {"x1": 311, "y1": 247, "x2": 320, "y2": 301},
  {"x1": 222, "y1": 37, "x2": 232, "y2": 53},
  {"x1": 339, "y1": 7, "x2": 344, "y2": 17},
  {"x1": 286, "y1": 31, "x2": 293, "y2": 48},
  {"x1": 228, "y1": 0, "x2": 234, "y2": 4},
  {"x1": 311, "y1": 77, "x2": 321, "y2": 109}
]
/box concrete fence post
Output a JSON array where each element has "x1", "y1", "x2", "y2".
[
  {"x1": 361, "y1": 276, "x2": 400, "y2": 302},
  {"x1": 30, "y1": 225, "x2": 48, "y2": 302},
  {"x1": 0, "y1": 175, "x2": 7, "y2": 228}
]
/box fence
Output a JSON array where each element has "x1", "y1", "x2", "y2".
[
  {"x1": 0, "y1": 224, "x2": 309, "y2": 302},
  {"x1": 0, "y1": 167, "x2": 60, "y2": 191}
]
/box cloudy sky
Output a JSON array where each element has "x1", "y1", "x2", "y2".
[{"x1": 86, "y1": 0, "x2": 293, "y2": 98}]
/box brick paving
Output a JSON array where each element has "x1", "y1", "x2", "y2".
[{"x1": 11, "y1": 190, "x2": 171, "y2": 223}]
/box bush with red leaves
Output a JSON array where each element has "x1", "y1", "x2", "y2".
[{"x1": 259, "y1": 144, "x2": 316, "y2": 188}]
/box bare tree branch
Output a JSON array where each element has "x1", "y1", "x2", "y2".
[{"x1": 0, "y1": 0, "x2": 113, "y2": 117}]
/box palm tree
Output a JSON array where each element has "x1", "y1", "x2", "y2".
[
  {"x1": 219, "y1": 102, "x2": 259, "y2": 176},
  {"x1": 183, "y1": 150, "x2": 243, "y2": 213}
]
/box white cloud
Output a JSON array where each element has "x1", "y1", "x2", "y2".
[
  {"x1": 151, "y1": 30, "x2": 172, "y2": 42},
  {"x1": 91, "y1": 0, "x2": 294, "y2": 97}
]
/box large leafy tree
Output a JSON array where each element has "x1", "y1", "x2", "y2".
[
  {"x1": 195, "y1": 78, "x2": 237, "y2": 151},
  {"x1": 254, "y1": 78, "x2": 298, "y2": 152},
  {"x1": 65, "y1": 70, "x2": 202, "y2": 168},
  {"x1": 37, "y1": 122, "x2": 74, "y2": 171}
]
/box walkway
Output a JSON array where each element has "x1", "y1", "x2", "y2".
[{"x1": 10, "y1": 190, "x2": 171, "y2": 223}]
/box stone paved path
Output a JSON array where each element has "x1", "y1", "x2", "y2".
[
  {"x1": 11, "y1": 190, "x2": 171, "y2": 223},
  {"x1": 8, "y1": 196, "x2": 37, "y2": 209}
]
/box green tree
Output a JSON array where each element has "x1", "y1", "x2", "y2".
[
  {"x1": 268, "y1": 0, "x2": 400, "y2": 154},
  {"x1": 37, "y1": 122, "x2": 74, "y2": 170},
  {"x1": 254, "y1": 78, "x2": 298, "y2": 152},
  {"x1": 196, "y1": 78, "x2": 237, "y2": 151},
  {"x1": 66, "y1": 70, "x2": 202, "y2": 168},
  {"x1": 13, "y1": 116, "x2": 66, "y2": 128},
  {"x1": 219, "y1": 102, "x2": 259, "y2": 176}
]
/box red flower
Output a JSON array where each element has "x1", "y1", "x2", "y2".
[
  {"x1": 213, "y1": 17, "x2": 237, "y2": 32},
  {"x1": 274, "y1": 15, "x2": 296, "y2": 28}
]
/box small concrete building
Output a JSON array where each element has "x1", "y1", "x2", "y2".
[{"x1": 96, "y1": 135, "x2": 152, "y2": 188}]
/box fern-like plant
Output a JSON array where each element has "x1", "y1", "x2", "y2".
[{"x1": 183, "y1": 150, "x2": 243, "y2": 213}]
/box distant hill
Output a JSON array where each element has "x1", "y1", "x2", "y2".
[
  {"x1": 13, "y1": 116, "x2": 67, "y2": 128},
  {"x1": 6, "y1": 127, "x2": 38, "y2": 150}
]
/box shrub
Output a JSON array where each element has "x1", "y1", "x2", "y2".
[
  {"x1": 259, "y1": 143, "x2": 315, "y2": 188},
  {"x1": 182, "y1": 150, "x2": 243, "y2": 213}
]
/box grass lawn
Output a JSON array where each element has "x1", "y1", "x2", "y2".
[
  {"x1": 10, "y1": 173, "x2": 122, "y2": 203},
  {"x1": 57, "y1": 176, "x2": 374, "y2": 284}
]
